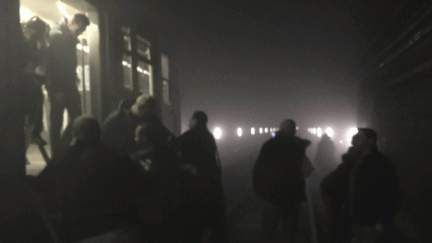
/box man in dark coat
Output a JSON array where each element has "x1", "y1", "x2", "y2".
[
  {"x1": 36, "y1": 116, "x2": 150, "y2": 243},
  {"x1": 170, "y1": 111, "x2": 227, "y2": 242},
  {"x1": 321, "y1": 146, "x2": 359, "y2": 243},
  {"x1": 349, "y1": 128, "x2": 400, "y2": 243},
  {"x1": 101, "y1": 94, "x2": 174, "y2": 156},
  {"x1": 321, "y1": 128, "x2": 400, "y2": 243},
  {"x1": 46, "y1": 14, "x2": 90, "y2": 157},
  {"x1": 255, "y1": 119, "x2": 310, "y2": 243}
]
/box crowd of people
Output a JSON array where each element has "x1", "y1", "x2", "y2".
[
  {"x1": 2, "y1": 6, "x2": 402, "y2": 243},
  {"x1": 252, "y1": 119, "x2": 401, "y2": 243}
]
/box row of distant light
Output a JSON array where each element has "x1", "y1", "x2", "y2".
[
  {"x1": 212, "y1": 126, "x2": 299, "y2": 140},
  {"x1": 307, "y1": 127, "x2": 359, "y2": 144}
]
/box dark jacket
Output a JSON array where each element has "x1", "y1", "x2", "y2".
[
  {"x1": 170, "y1": 125, "x2": 220, "y2": 178},
  {"x1": 320, "y1": 147, "x2": 359, "y2": 215},
  {"x1": 101, "y1": 98, "x2": 174, "y2": 156},
  {"x1": 348, "y1": 149, "x2": 400, "y2": 226},
  {"x1": 46, "y1": 18, "x2": 78, "y2": 95},
  {"x1": 254, "y1": 132, "x2": 310, "y2": 204},
  {"x1": 36, "y1": 140, "x2": 149, "y2": 242}
]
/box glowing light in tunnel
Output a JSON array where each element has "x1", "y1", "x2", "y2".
[
  {"x1": 213, "y1": 127, "x2": 222, "y2": 140},
  {"x1": 265, "y1": 128, "x2": 268, "y2": 133},
  {"x1": 326, "y1": 127, "x2": 334, "y2": 137},
  {"x1": 346, "y1": 127, "x2": 358, "y2": 144},
  {"x1": 237, "y1": 127, "x2": 243, "y2": 137},
  {"x1": 251, "y1": 127, "x2": 255, "y2": 135},
  {"x1": 317, "y1": 127, "x2": 322, "y2": 137},
  {"x1": 259, "y1": 128, "x2": 263, "y2": 134}
]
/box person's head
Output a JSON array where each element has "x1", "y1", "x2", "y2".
[
  {"x1": 72, "y1": 116, "x2": 101, "y2": 143},
  {"x1": 23, "y1": 17, "x2": 48, "y2": 42},
  {"x1": 189, "y1": 111, "x2": 208, "y2": 129},
  {"x1": 279, "y1": 119, "x2": 296, "y2": 135},
  {"x1": 351, "y1": 128, "x2": 377, "y2": 154},
  {"x1": 131, "y1": 94, "x2": 157, "y2": 118},
  {"x1": 68, "y1": 14, "x2": 90, "y2": 37}
]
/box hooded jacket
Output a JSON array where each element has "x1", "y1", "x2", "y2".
[{"x1": 46, "y1": 18, "x2": 78, "y2": 95}]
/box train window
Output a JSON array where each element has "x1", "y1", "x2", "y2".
[
  {"x1": 121, "y1": 26, "x2": 131, "y2": 35},
  {"x1": 137, "y1": 60, "x2": 153, "y2": 95},
  {"x1": 161, "y1": 54, "x2": 170, "y2": 105},
  {"x1": 137, "y1": 35, "x2": 151, "y2": 60},
  {"x1": 123, "y1": 35, "x2": 131, "y2": 51},
  {"x1": 122, "y1": 54, "x2": 133, "y2": 91},
  {"x1": 163, "y1": 80, "x2": 170, "y2": 105},
  {"x1": 162, "y1": 54, "x2": 169, "y2": 80}
]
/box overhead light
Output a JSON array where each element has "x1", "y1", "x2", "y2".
[
  {"x1": 251, "y1": 127, "x2": 255, "y2": 135},
  {"x1": 265, "y1": 128, "x2": 268, "y2": 133},
  {"x1": 259, "y1": 128, "x2": 263, "y2": 134},
  {"x1": 317, "y1": 127, "x2": 322, "y2": 137}
]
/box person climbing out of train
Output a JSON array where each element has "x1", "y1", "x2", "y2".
[
  {"x1": 321, "y1": 128, "x2": 401, "y2": 243},
  {"x1": 169, "y1": 111, "x2": 228, "y2": 242},
  {"x1": 21, "y1": 16, "x2": 50, "y2": 147},
  {"x1": 253, "y1": 119, "x2": 310, "y2": 243},
  {"x1": 101, "y1": 94, "x2": 174, "y2": 156},
  {"x1": 35, "y1": 116, "x2": 151, "y2": 242},
  {"x1": 46, "y1": 13, "x2": 90, "y2": 158}
]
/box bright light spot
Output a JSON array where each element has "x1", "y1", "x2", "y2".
[
  {"x1": 57, "y1": 1, "x2": 72, "y2": 19},
  {"x1": 326, "y1": 127, "x2": 334, "y2": 137},
  {"x1": 265, "y1": 128, "x2": 268, "y2": 133},
  {"x1": 20, "y1": 7, "x2": 33, "y2": 22},
  {"x1": 251, "y1": 127, "x2": 255, "y2": 135},
  {"x1": 237, "y1": 127, "x2": 243, "y2": 137},
  {"x1": 213, "y1": 127, "x2": 222, "y2": 140},
  {"x1": 259, "y1": 128, "x2": 263, "y2": 134},
  {"x1": 271, "y1": 132, "x2": 276, "y2": 137},
  {"x1": 317, "y1": 127, "x2": 322, "y2": 137},
  {"x1": 312, "y1": 128, "x2": 317, "y2": 135},
  {"x1": 346, "y1": 127, "x2": 358, "y2": 144},
  {"x1": 339, "y1": 140, "x2": 343, "y2": 144},
  {"x1": 296, "y1": 127, "x2": 299, "y2": 130}
]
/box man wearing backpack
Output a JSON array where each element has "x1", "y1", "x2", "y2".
[{"x1": 253, "y1": 119, "x2": 310, "y2": 242}]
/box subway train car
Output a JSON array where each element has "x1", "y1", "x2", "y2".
[
  {"x1": 22, "y1": 0, "x2": 181, "y2": 166},
  {"x1": 356, "y1": 0, "x2": 432, "y2": 241}
]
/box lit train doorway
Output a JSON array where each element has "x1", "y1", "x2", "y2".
[{"x1": 21, "y1": 0, "x2": 101, "y2": 170}]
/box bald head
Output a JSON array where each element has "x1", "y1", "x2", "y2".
[{"x1": 280, "y1": 119, "x2": 296, "y2": 135}]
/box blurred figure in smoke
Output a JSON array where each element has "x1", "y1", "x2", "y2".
[
  {"x1": 309, "y1": 133, "x2": 338, "y2": 242},
  {"x1": 315, "y1": 133, "x2": 337, "y2": 176},
  {"x1": 46, "y1": 13, "x2": 90, "y2": 157},
  {"x1": 170, "y1": 111, "x2": 227, "y2": 243},
  {"x1": 253, "y1": 119, "x2": 310, "y2": 243}
]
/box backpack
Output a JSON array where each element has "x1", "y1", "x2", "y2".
[{"x1": 253, "y1": 137, "x2": 306, "y2": 204}]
